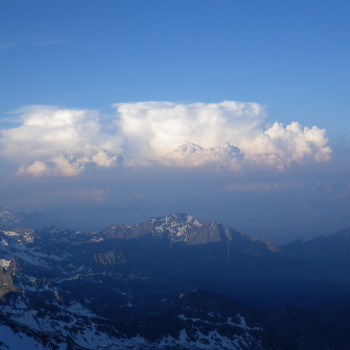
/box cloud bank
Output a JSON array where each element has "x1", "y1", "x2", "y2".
[
  {"x1": 0, "y1": 101, "x2": 332, "y2": 177},
  {"x1": 117, "y1": 101, "x2": 331, "y2": 170},
  {"x1": 0, "y1": 106, "x2": 122, "y2": 177}
]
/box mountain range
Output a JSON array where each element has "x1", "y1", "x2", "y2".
[{"x1": 0, "y1": 208, "x2": 350, "y2": 349}]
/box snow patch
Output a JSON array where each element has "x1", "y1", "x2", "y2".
[
  {"x1": 2, "y1": 231, "x2": 19, "y2": 237},
  {"x1": 0, "y1": 258, "x2": 11, "y2": 268}
]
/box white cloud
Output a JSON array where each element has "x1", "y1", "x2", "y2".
[
  {"x1": 17, "y1": 161, "x2": 49, "y2": 177},
  {"x1": 17, "y1": 155, "x2": 85, "y2": 178},
  {"x1": 0, "y1": 101, "x2": 332, "y2": 177},
  {"x1": 0, "y1": 105, "x2": 122, "y2": 177},
  {"x1": 116, "y1": 101, "x2": 266, "y2": 159},
  {"x1": 91, "y1": 150, "x2": 119, "y2": 167},
  {"x1": 163, "y1": 142, "x2": 244, "y2": 171},
  {"x1": 116, "y1": 101, "x2": 331, "y2": 170}
]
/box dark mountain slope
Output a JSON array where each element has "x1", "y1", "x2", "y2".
[
  {"x1": 283, "y1": 228, "x2": 350, "y2": 280},
  {"x1": 91, "y1": 213, "x2": 337, "y2": 308}
]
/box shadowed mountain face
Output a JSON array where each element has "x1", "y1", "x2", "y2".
[
  {"x1": 95, "y1": 213, "x2": 344, "y2": 307},
  {"x1": 122, "y1": 290, "x2": 348, "y2": 350},
  {"x1": 283, "y1": 229, "x2": 350, "y2": 280},
  {"x1": 0, "y1": 212, "x2": 350, "y2": 349},
  {"x1": 283, "y1": 229, "x2": 350, "y2": 336},
  {"x1": 117, "y1": 289, "x2": 270, "y2": 350}
]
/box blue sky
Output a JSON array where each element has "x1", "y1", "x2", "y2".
[{"x1": 0, "y1": 0, "x2": 350, "y2": 242}]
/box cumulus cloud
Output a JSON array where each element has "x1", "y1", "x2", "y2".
[
  {"x1": 17, "y1": 155, "x2": 85, "y2": 177},
  {"x1": 0, "y1": 101, "x2": 332, "y2": 177},
  {"x1": 116, "y1": 101, "x2": 331, "y2": 170},
  {"x1": 163, "y1": 142, "x2": 244, "y2": 171},
  {"x1": 0, "y1": 106, "x2": 122, "y2": 177}
]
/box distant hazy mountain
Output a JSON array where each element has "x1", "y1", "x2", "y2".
[
  {"x1": 0, "y1": 207, "x2": 25, "y2": 227},
  {"x1": 0, "y1": 212, "x2": 349, "y2": 349},
  {"x1": 0, "y1": 207, "x2": 51, "y2": 229}
]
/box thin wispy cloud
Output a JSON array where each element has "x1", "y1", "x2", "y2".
[
  {"x1": 27, "y1": 36, "x2": 75, "y2": 47},
  {"x1": 0, "y1": 101, "x2": 332, "y2": 177}
]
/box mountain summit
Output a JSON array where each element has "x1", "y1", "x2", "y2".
[{"x1": 102, "y1": 212, "x2": 282, "y2": 247}]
